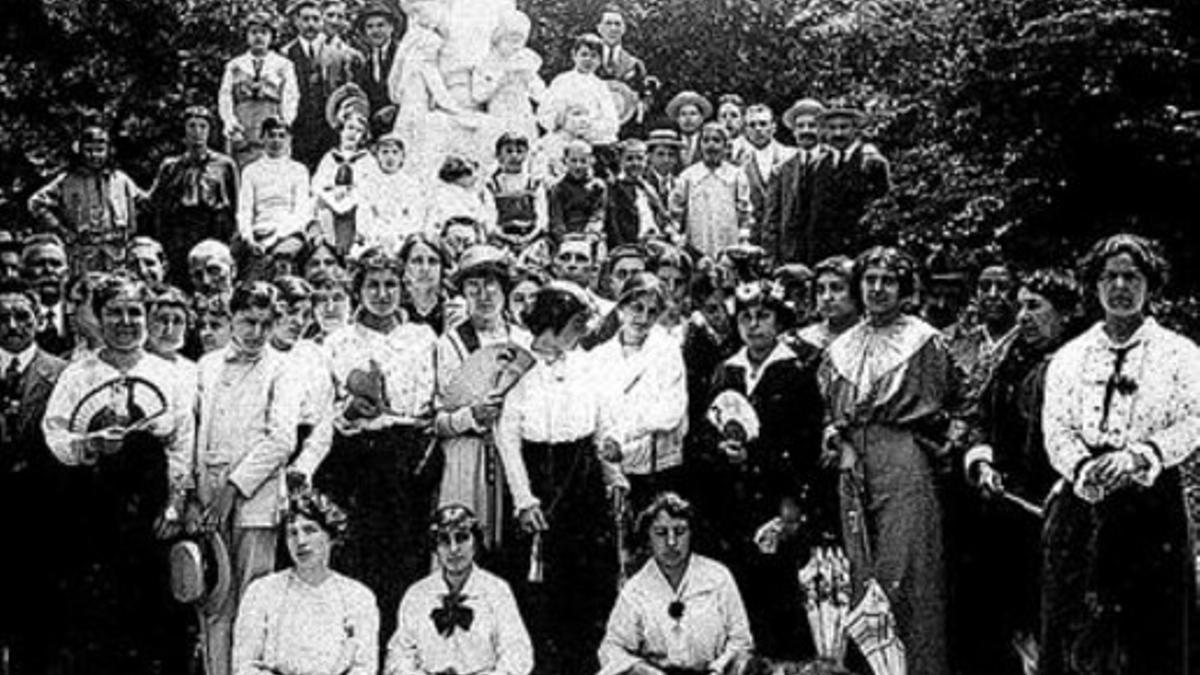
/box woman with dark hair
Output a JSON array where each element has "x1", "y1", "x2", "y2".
[
  {"x1": 598, "y1": 492, "x2": 753, "y2": 675},
  {"x1": 495, "y1": 280, "x2": 621, "y2": 675},
  {"x1": 796, "y1": 255, "x2": 857, "y2": 351},
  {"x1": 385, "y1": 504, "x2": 534, "y2": 675},
  {"x1": 301, "y1": 239, "x2": 347, "y2": 282},
  {"x1": 593, "y1": 273, "x2": 688, "y2": 511},
  {"x1": 398, "y1": 232, "x2": 454, "y2": 335},
  {"x1": 818, "y1": 246, "x2": 957, "y2": 675},
  {"x1": 1040, "y1": 234, "x2": 1199, "y2": 675},
  {"x1": 318, "y1": 247, "x2": 438, "y2": 643},
  {"x1": 234, "y1": 489, "x2": 379, "y2": 675},
  {"x1": 313, "y1": 112, "x2": 382, "y2": 256},
  {"x1": 703, "y1": 279, "x2": 826, "y2": 660},
  {"x1": 42, "y1": 274, "x2": 196, "y2": 673},
  {"x1": 434, "y1": 245, "x2": 531, "y2": 548},
  {"x1": 956, "y1": 268, "x2": 1083, "y2": 675},
  {"x1": 506, "y1": 264, "x2": 548, "y2": 329},
  {"x1": 308, "y1": 266, "x2": 353, "y2": 341},
  {"x1": 145, "y1": 283, "x2": 196, "y2": 379}
]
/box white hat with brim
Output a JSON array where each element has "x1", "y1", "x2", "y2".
[
  {"x1": 782, "y1": 98, "x2": 827, "y2": 130},
  {"x1": 665, "y1": 91, "x2": 713, "y2": 121}
]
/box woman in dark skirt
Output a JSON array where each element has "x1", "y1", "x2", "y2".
[
  {"x1": 42, "y1": 276, "x2": 196, "y2": 674},
  {"x1": 1040, "y1": 234, "x2": 1199, "y2": 675},
  {"x1": 703, "y1": 279, "x2": 826, "y2": 661},
  {"x1": 495, "y1": 280, "x2": 622, "y2": 675},
  {"x1": 318, "y1": 248, "x2": 439, "y2": 645}
]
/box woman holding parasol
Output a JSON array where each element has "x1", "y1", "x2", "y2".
[
  {"x1": 433, "y1": 244, "x2": 532, "y2": 550},
  {"x1": 42, "y1": 274, "x2": 197, "y2": 672},
  {"x1": 317, "y1": 247, "x2": 438, "y2": 645},
  {"x1": 1040, "y1": 234, "x2": 1198, "y2": 674},
  {"x1": 818, "y1": 246, "x2": 957, "y2": 675}
]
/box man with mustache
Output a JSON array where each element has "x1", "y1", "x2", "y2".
[
  {"x1": 20, "y1": 234, "x2": 73, "y2": 357},
  {"x1": 740, "y1": 104, "x2": 795, "y2": 248},
  {"x1": 763, "y1": 98, "x2": 826, "y2": 266},
  {"x1": 0, "y1": 278, "x2": 67, "y2": 674}
]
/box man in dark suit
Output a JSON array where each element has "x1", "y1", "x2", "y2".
[
  {"x1": 352, "y1": 1, "x2": 402, "y2": 114},
  {"x1": 283, "y1": 0, "x2": 359, "y2": 169},
  {"x1": 20, "y1": 235, "x2": 72, "y2": 357},
  {"x1": 0, "y1": 278, "x2": 67, "y2": 674},
  {"x1": 763, "y1": 98, "x2": 825, "y2": 265},
  {"x1": 596, "y1": 6, "x2": 646, "y2": 90},
  {"x1": 806, "y1": 105, "x2": 890, "y2": 261},
  {"x1": 740, "y1": 104, "x2": 795, "y2": 246}
]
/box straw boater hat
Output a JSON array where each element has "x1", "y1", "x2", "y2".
[
  {"x1": 169, "y1": 530, "x2": 233, "y2": 615},
  {"x1": 818, "y1": 100, "x2": 867, "y2": 125},
  {"x1": 665, "y1": 90, "x2": 713, "y2": 120},
  {"x1": 645, "y1": 128, "x2": 685, "y2": 149},
  {"x1": 451, "y1": 244, "x2": 511, "y2": 289},
  {"x1": 781, "y1": 98, "x2": 827, "y2": 131},
  {"x1": 326, "y1": 83, "x2": 371, "y2": 129}
]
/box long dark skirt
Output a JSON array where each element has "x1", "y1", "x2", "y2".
[
  {"x1": 57, "y1": 432, "x2": 192, "y2": 675},
  {"x1": 1041, "y1": 470, "x2": 1197, "y2": 675},
  {"x1": 315, "y1": 424, "x2": 440, "y2": 645},
  {"x1": 509, "y1": 435, "x2": 617, "y2": 675}
]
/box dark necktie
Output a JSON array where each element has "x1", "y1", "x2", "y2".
[
  {"x1": 430, "y1": 592, "x2": 474, "y2": 637},
  {"x1": 1099, "y1": 343, "x2": 1139, "y2": 432}
]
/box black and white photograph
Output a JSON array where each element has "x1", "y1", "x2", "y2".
[{"x1": 1, "y1": 1, "x2": 1198, "y2": 674}]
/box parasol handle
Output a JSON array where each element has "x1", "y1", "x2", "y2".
[
  {"x1": 1001, "y1": 490, "x2": 1045, "y2": 519},
  {"x1": 527, "y1": 532, "x2": 544, "y2": 583}
]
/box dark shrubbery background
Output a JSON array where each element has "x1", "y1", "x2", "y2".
[{"x1": 3, "y1": 0, "x2": 1198, "y2": 551}]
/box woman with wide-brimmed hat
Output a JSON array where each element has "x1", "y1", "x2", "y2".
[{"x1": 433, "y1": 245, "x2": 532, "y2": 549}]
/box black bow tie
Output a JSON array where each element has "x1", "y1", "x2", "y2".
[
  {"x1": 431, "y1": 592, "x2": 474, "y2": 637},
  {"x1": 668, "y1": 600, "x2": 685, "y2": 620}
]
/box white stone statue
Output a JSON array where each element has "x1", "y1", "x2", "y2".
[{"x1": 472, "y1": 9, "x2": 545, "y2": 143}]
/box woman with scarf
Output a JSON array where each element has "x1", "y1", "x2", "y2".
[
  {"x1": 1040, "y1": 234, "x2": 1199, "y2": 675},
  {"x1": 233, "y1": 489, "x2": 378, "y2": 675},
  {"x1": 495, "y1": 281, "x2": 622, "y2": 675},
  {"x1": 434, "y1": 245, "x2": 531, "y2": 549},
  {"x1": 317, "y1": 248, "x2": 438, "y2": 644},
  {"x1": 313, "y1": 111, "x2": 381, "y2": 257},
  {"x1": 385, "y1": 504, "x2": 533, "y2": 675},
  {"x1": 818, "y1": 246, "x2": 957, "y2": 675}
]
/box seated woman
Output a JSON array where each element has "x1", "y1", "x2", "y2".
[
  {"x1": 598, "y1": 492, "x2": 753, "y2": 675},
  {"x1": 233, "y1": 489, "x2": 379, "y2": 675},
  {"x1": 385, "y1": 504, "x2": 533, "y2": 675}
]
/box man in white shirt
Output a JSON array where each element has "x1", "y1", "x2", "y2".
[
  {"x1": 236, "y1": 116, "x2": 311, "y2": 279},
  {"x1": 196, "y1": 281, "x2": 303, "y2": 675},
  {"x1": 740, "y1": 104, "x2": 795, "y2": 243}
]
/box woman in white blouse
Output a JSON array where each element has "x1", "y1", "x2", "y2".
[
  {"x1": 1040, "y1": 234, "x2": 1199, "y2": 675},
  {"x1": 494, "y1": 280, "x2": 621, "y2": 675},
  {"x1": 317, "y1": 247, "x2": 439, "y2": 645},
  {"x1": 599, "y1": 492, "x2": 753, "y2": 675},
  {"x1": 593, "y1": 272, "x2": 688, "y2": 511},
  {"x1": 42, "y1": 275, "x2": 196, "y2": 673},
  {"x1": 385, "y1": 504, "x2": 533, "y2": 675},
  {"x1": 234, "y1": 489, "x2": 379, "y2": 675}
]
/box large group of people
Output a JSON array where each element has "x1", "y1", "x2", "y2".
[{"x1": 1, "y1": 2, "x2": 1198, "y2": 675}]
